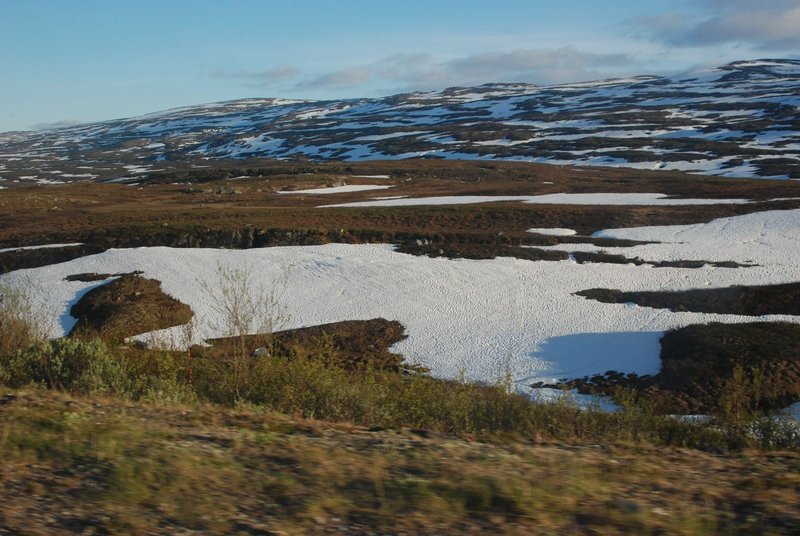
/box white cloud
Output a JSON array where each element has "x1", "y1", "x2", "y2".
[
  {"x1": 631, "y1": 0, "x2": 800, "y2": 50},
  {"x1": 30, "y1": 119, "x2": 84, "y2": 131}
]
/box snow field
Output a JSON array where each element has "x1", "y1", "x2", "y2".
[{"x1": 3, "y1": 209, "x2": 799, "y2": 397}]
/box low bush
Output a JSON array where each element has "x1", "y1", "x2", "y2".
[
  {"x1": 0, "y1": 283, "x2": 44, "y2": 362},
  {"x1": 192, "y1": 354, "x2": 536, "y2": 434},
  {"x1": 1, "y1": 337, "x2": 196, "y2": 404},
  {"x1": 183, "y1": 351, "x2": 792, "y2": 450},
  {"x1": 3, "y1": 338, "x2": 113, "y2": 390},
  {"x1": 1, "y1": 321, "x2": 795, "y2": 451}
]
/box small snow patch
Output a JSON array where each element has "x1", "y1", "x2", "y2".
[
  {"x1": 279, "y1": 184, "x2": 392, "y2": 195},
  {"x1": 124, "y1": 165, "x2": 151, "y2": 174},
  {"x1": 0, "y1": 243, "x2": 84, "y2": 254},
  {"x1": 526, "y1": 228, "x2": 577, "y2": 237},
  {"x1": 323, "y1": 192, "x2": 751, "y2": 208}
]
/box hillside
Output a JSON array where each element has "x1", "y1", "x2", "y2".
[{"x1": 1, "y1": 59, "x2": 798, "y2": 187}]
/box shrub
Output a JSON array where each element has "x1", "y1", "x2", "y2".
[
  {"x1": 0, "y1": 282, "x2": 46, "y2": 362},
  {"x1": 4, "y1": 338, "x2": 114, "y2": 390}
]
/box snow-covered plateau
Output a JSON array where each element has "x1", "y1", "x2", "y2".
[
  {"x1": 3, "y1": 208, "x2": 799, "y2": 395},
  {"x1": 1, "y1": 59, "x2": 798, "y2": 183}
]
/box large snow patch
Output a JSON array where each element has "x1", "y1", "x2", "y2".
[{"x1": 3, "y1": 209, "x2": 799, "y2": 393}]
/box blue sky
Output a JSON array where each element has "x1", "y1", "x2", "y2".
[{"x1": 2, "y1": 0, "x2": 798, "y2": 132}]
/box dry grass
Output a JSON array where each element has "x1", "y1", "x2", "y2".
[
  {"x1": 0, "y1": 281, "x2": 46, "y2": 364},
  {"x1": 2, "y1": 160, "x2": 799, "y2": 258},
  {"x1": 1, "y1": 388, "x2": 798, "y2": 535}
]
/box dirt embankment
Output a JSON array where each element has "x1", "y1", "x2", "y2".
[{"x1": 201, "y1": 318, "x2": 418, "y2": 373}]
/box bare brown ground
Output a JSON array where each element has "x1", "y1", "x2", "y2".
[{"x1": 1, "y1": 160, "x2": 799, "y2": 250}]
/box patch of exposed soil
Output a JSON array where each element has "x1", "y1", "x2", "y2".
[
  {"x1": 571, "y1": 251, "x2": 755, "y2": 268},
  {"x1": 69, "y1": 274, "x2": 193, "y2": 341},
  {"x1": 200, "y1": 318, "x2": 419, "y2": 373},
  {"x1": 576, "y1": 282, "x2": 800, "y2": 316},
  {"x1": 64, "y1": 270, "x2": 143, "y2": 282},
  {"x1": 0, "y1": 244, "x2": 104, "y2": 274},
  {"x1": 397, "y1": 241, "x2": 568, "y2": 262}
]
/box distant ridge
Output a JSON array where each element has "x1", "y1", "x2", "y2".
[{"x1": 1, "y1": 59, "x2": 798, "y2": 184}]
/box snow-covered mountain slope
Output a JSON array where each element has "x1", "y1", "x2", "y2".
[{"x1": 1, "y1": 59, "x2": 799, "y2": 184}]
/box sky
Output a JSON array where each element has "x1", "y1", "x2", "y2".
[{"x1": 1, "y1": 0, "x2": 799, "y2": 132}]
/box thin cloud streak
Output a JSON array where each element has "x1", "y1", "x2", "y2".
[
  {"x1": 213, "y1": 65, "x2": 300, "y2": 85},
  {"x1": 222, "y1": 47, "x2": 640, "y2": 96},
  {"x1": 294, "y1": 66, "x2": 373, "y2": 91},
  {"x1": 30, "y1": 119, "x2": 84, "y2": 131},
  {"x1": 440, "y1": 48, "x2": 634, "y2": 85},
  {"x1": 630, "y1": 0, "x2": 800, "y2": 51}
]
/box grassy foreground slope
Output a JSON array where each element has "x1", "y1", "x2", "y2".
[{"x1": 2, "y1": 388, "x2": 800, "y2": 535}]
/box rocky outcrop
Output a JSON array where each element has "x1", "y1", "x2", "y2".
[{"x1": 69, "y1": 274, "x2": 193, "y2": 342}]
